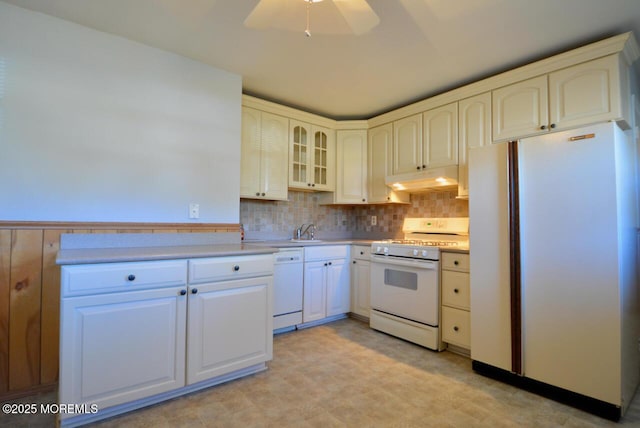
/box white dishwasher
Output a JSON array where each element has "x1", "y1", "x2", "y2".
[{"x1": 273, "y1": 247, "x2": 304, "y2": 331}]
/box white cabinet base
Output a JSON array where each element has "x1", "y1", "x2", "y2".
[{"x1": 59, "y1": 363, "x2": 267, "y2": 428}]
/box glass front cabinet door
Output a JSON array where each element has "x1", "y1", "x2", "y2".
[{"x1": 289, "y1": 120, "x2": 334, "y2": 191}]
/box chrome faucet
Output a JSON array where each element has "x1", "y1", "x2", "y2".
[{"x1": 296, "y1": 223, "x2": 316, "y2": 240}]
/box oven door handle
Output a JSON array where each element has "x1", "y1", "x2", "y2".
[{"x1": 370, "y1": 255, "x2": 438, "y2": 270}]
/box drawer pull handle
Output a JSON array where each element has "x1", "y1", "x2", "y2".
[
  {"x1": 453, "y1": 326, "x2": 459, "y2": 332},
  {"x1": 233, "y1": 265, "x2": 240, "y2": 271},
  {"x1": 191, "y1": 288, "x2": 198, "y2": 294},
  {"x1": 454, "y1": 288, "x2": 459, "y2": 293},
  {"x1": 127, "y1": 274, "x2": 136, "y2": 281},
  {"x1": 180, "y1": 289, "x2": 187, "y2": 296}
]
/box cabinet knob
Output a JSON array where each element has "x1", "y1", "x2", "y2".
[
  {"x1": 422, "y1": 165, "x2": 426, "y2": 169},
  {"x1": 324, "y1": 262, "x2": 328, "y2": 266},
  {"x1": 540, "y1": 125, "x2": 547, "y2": 130},
  {"x1": 180, "y1": 289, "x2": 187, "y2": 296},
  {"x1": 360, "y1": 251, "x2": 364, "y2": 255},
  {"x1": 387, "y1": 197, "x2": 390, "y2": 201},
  {"x1": 312, "y1": 183, "x2": 316, "y2": 187},
  {"x1": 261, "y1": 193, "x2": 265, "y2": 196},
  {"x1": 308, "y1": 183, "x2": 312, "y2": 187},
  {"x1": 127, "y1": 274, "x2": 136, "y2": 281},
  {"x1": 233, "y1": 265, "x2": 240, "y2": 271},
  {"x1": 353, "y1": 260, "x2": 356, "y2": 264},
  {"x1": 362, "y1": 199, "x2": 366, "y2": 202},
  {"x1": 255, "y1": 192, "x2": 260, "y2": 196},
  {"x1": 453, "y1": 326, "x2": 459, "y2": 332},
  {"x1": 328, "y1": 261, "x2": 332, "y2": 265},
  {"x1": 454, "y1": 288, "x2": 459, "y2": 293},
  {"x1": 191, "y1": 288, "x2": 198, "y2": 294},
  {"x1": 416, "y1": 166, "x2": 421, "y2": 170},
  {"x1": 454, "y1": 260, "x2": 459, "y2": 266},
  {"x1": 550, "y1": 123, "x2": 556, "y2": 129}
]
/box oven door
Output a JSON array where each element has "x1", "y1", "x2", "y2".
[{"x1": 370, "y1": 255, "x2": 439, "y2": 326}]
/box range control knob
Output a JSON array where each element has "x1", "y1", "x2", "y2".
[
  {"x1": 383, "y1": 247, "x2": 389, "y2": 254},
  {"x1": 376, "y1": 246, "x2": 382, "y2": 253},
  {"x1": 413, "y1": 249, "x2": 419, "y2": 256},
  {"x1": 422, "y1": 250, "x2": 428, "y2": 257}
]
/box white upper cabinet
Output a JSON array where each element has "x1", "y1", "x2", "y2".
[
  {"x1": 240, "y1": 107, "x2": 289, "y2": 200},
  {"x1": 458, "y1": 93, "x2": 491, "y2": 198},
  {"x1": 392, "y1": 104, "x2": 458, "y2": 177},
  {"x1": 289, "y1": 120, "x2": 335, "y2": 191},
  {"x1": 492, "y1": 75, "x2": 549, "y2": 142},
  {"x1": 335, "y1": 130, "x2": 367, "y2": 204},
  {"x1": 423, "y1": 102, "x2": 458, "y2": 168},
  {"x1": 492, "y1": 54, "x2": 629, "y2": 142},
  {"x1": 393, "y1": 113, "x2": 423, "y2": 175},
  {"x1": 549, "y1": 55, "x2": 625, "y2": 131},
  {"x1": 368, "y1": 124, "x2": 410, "y2": 204}
]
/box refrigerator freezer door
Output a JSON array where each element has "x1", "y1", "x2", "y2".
[
  {"x1": 518, "y1": 123, "x2": 621, "y2": 405},
  {"x1": 468, "y1": 142, "x2": 513, "y2": 372}
]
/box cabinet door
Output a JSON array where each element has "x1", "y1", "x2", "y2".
[
  {"x1": 59, "y1": 288, "x2": 186, "y2": 414},
  {"x1": 289, "y1": 120, "x2": 311, "y2": 189},
  {"x1": 423, "y1": 102, "x2": 458, "y2": 168},
  {"x1": 336, "y1": 130, "x2": 367, "y2": 203},
  {"x1": 549, "y1": 55, "x2": 621, "y2": 131},
  {"x1": 368, "y1": 124, "x2": 410, "y2": 204},
  {"x1": 312, "y1": 125, "x2": 335, "y2": 191},
  {"x1": 303, "y1": 260, "x2": 327, "y2": 323},
  {"x1": 326, "y1": 259, "x2": 350, "y2": 317},
  {"x1": 187, "y1": 277, "x2": 272, "y2": 384},
  {"x1": 458, "y1": 93, "x2": 491, "y2": 198},
  {"x1": 240, "y1": 107, "x2": 262, "y2": 198},
  {"x1": 393, "y1": 114, "x2": 422, "y2": 174},
  {"x1": 350, "y1": 259, "x2": 370, "y2": 318},
  {"x1": 260, "y1": 112, "x2": 289, "y2": 200},
  {"x1": 492, "y1": 75, "x2": 548, "y2": 142}
]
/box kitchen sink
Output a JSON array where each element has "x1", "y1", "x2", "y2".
[{"x1": 290, "y1": 239, "x2": 323, "y2": 243}]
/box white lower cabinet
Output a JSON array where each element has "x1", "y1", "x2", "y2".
[
  {"x1": 440, "y1": 252, "x2": 471, "y2": 351},
  {"x1": 59, "y1": 285, "x2": 187, "y2": 412},
  {"x1": 303, "y1": 246, "x2": 350, "y2": 323},
  {"x1": 350, "y1": 245, "x2": 371, "y2": 318},
  {"x1": 186, "y1": 276, "x2": 272, "y2": 384},
  {"x1": 59, "y1": 254, "x2": 273, "y2": 426}
]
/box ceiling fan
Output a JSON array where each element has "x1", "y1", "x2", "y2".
[{"x1": 244, "y1": 0, "x2": 380, "y2": 37}]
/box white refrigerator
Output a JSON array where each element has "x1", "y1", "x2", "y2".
[{"x1": 468, "y1": 122, "x2": 639, "y2": 420}]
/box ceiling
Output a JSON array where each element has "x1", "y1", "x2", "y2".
[{"x1": 4, "y1": 0, "x2": 640, "y2": 120}]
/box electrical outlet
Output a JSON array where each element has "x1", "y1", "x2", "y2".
[
  {"x1": 371, "y1": 215, "x2": 377, "y2": 226},
  {"x1": 189, "y1": 203, "x2": 200, "y2": 219}
]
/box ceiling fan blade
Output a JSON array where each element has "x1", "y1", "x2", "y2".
[
  {"x1": 244, "y1": 0, "x2": 285, "y2": 29},
  {"x1": 333, "y1": 0, "x2": 380, "y2": 35}
]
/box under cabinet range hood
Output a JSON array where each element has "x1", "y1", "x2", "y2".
[{"x1": 385, "y1": 165, "x2": 458, "y2": 192}]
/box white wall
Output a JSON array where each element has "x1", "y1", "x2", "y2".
[{"x1": 0, "y1": 2, "x2": 241, "y2": 223}]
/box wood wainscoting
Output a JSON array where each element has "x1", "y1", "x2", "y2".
[{"x1": 0, "y1": 221, "x2": 239, "y2": 401}]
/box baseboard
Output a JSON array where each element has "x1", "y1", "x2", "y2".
[{"x1": 472, "y1": 360, "x2": 622, "y2": 422}]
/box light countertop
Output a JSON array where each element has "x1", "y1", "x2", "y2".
[{"x1": 56, "y1": 243, "x2": 278, "y2": 265}]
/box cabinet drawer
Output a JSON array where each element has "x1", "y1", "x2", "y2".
[
  {"x1": 441, "y1": 271, "x2": 470, "y2": 310},
  {"x1": 441, "y1": 306, "x2": 470, "y2": 349},
  {"x1": 62, "y1": 260, "x2": 187, "y2": 297},
  {"x1": 442, "y1": 252, "x2": 470, "y2": 272},
  {"x1": 305, "y1": 245, "x2": 349, "y2": 262},
  {"x1": 189, "y1": 254, "x2": 273, "y2": 284},
  {"x1": 352, "y1": 245, "x2": 371, "y2": 260}
]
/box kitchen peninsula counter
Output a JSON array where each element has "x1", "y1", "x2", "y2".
[{"x1": 56, "y1": 232, "x2": 277, "y2": 265}]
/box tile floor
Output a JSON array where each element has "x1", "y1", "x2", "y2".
[{"x1": 3, "y1": 318, "x2": 640, "y2": 427}]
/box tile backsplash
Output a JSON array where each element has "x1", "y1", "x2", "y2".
[{"x1": 240, "y1": 189, "x2": 468, "y2": 240}]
